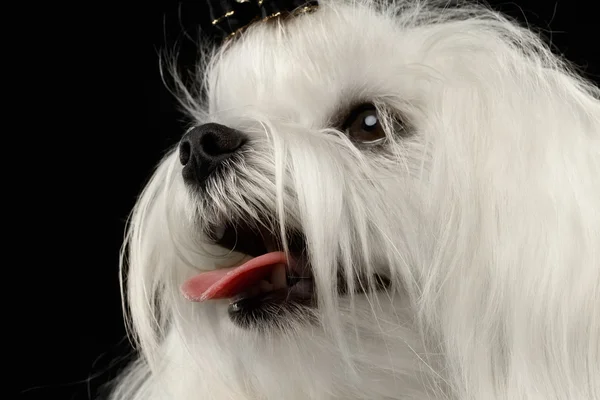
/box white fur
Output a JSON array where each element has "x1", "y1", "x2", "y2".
[{"x1": 110, "y1": 1, "x2": 600, "y2": 399}]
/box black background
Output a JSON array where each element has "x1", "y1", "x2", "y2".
[{"x1": 18, "y1": 1, "x2": 598, "y2": 399}]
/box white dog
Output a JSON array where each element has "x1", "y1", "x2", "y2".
[{"x1": 110, "y1": 0, "x2": 600, "y2": 399}]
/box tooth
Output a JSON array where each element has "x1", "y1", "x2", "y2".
[
  {"x1": 259, "y1": 280, "x2": 273, "y2": 292},
  {"x1": 271, "y1": 263, "x2": 287, "y2": 290},
  {"x1": 292, "y1": 278, "x2": 313, "y2": 294},
  {"x1": 213, "y1": 225, "x2": 226, "y2": 241}
]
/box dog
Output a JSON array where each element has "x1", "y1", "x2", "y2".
[{"x1": 110, "y1": 0, "x2": 600, "y2": 399}]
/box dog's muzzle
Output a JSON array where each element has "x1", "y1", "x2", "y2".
[
  {"x1": 177, "y1": 122, "x2": 392, "y2": 330},
  {"x1": 178, "y1": 123, "x2": 247, "y2": 185}
]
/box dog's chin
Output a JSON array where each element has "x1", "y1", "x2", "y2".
[{"x1": 201, "y1": 216, "x2": 391, "y2": 331}]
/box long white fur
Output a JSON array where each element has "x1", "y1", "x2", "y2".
[{"x1": 110, "y1": 0, "x2": 600, "y2": 399}]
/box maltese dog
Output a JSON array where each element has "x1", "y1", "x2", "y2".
[{"x1": 110, "y1": 0, "x2": 600, "y2": 399}]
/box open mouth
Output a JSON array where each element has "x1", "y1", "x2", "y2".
[
  {"x1": 181, "y1": 221, "x2": 316, "y2": 327},
  {"x1": 181, "y1": 220, "x2": 390, "y2": 328}
]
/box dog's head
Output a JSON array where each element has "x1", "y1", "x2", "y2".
[{"x1": 117, "y1": 1, "x2": 600, "y2": 399}]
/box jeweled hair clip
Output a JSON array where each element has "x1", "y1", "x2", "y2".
[{"x1": 208, "y1": 0, "x2": 318, "y2": 40}]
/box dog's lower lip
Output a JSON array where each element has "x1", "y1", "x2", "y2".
[{"x1": 229, "y1": 277, "x2": 314, "y2": 305}]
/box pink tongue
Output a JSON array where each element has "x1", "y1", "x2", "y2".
[{"x1": 181, "y1": 251, "x2": 287, "y2": 302}]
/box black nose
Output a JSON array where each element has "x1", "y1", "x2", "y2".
[{"x1": 179, "y1": 123, "x2": 247, "y2": 185}]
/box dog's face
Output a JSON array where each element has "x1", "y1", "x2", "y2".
[
  {"x1": 171, "y1": 4, "x2": 430, "y2": 330},
  {"x1": 117, "y1": 1, "x2": 600, "y2": 399}
]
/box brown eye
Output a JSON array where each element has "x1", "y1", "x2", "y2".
[{"x1": 342, "y1": 104, "x2": 387, "y2": 144}]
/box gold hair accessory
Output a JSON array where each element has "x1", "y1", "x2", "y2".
[{"x1": 208, "y1": 0, "x2": 318, "y2": 40}]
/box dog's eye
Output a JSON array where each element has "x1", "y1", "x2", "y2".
[{"x1": 342, "y1": 104, "x2": 386, "y2": 144}]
